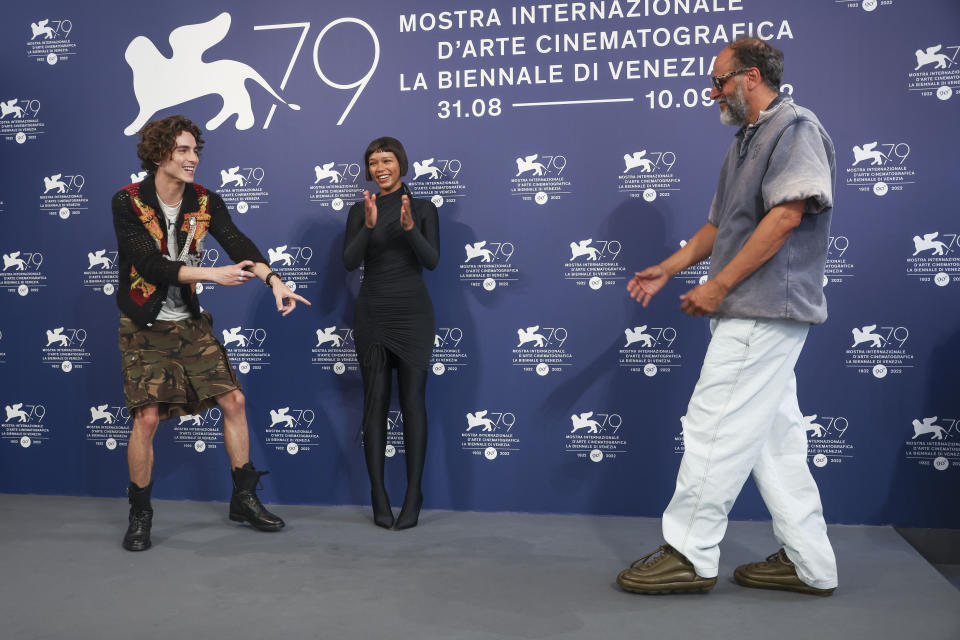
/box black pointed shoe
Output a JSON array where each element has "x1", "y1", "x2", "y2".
[
  {"x1": 371, "y1": 490, "x2": 395, "y2": 529},
  {"x1": 229, "y1": 463, "x2": 285, "y2": 531},
  {"x1": 394, "y1": 492, "x2": 423, "y2": 530}
]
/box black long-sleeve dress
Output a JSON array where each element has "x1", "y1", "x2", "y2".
[{"x1": 342, "y1": 185, "x2": 439, "y2": 369}]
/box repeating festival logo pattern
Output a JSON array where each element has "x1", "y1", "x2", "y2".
[
  {"x1": 617, "y1": 148, "x2": 680, "y2": 203},
  {"x1": 459, "y1": 238, "x2": 519, "y2": 291},
  {"x1": 805, "y1": 413, "x2": 854, "y2": 468},
  {"x1": 824, "y1": 234, "x2": 855, "y2": 287},
  {"x1": 218, "y1": 164, "x2": 270, "y2": 214},
  {"x1": 905, "y1": 230, "x2": 958, "y2": 288},
  {"x1": 385, "y1": 410, "x2": 406, "y2": 457},
  {"x1": 189, "y1": 247, "x2": 224, "y2": 295},
  {"x1": 172, "y1": 408, "x2": 224, "y2": 453},
  {"x1": 511, "y1": 324, "x2": 573, "y2": 376},
  {"x1": 430, "y1": 326, "x2": 468, "y2": 375},
  {"x1": 834, "y1": 0, "x2": 894, "y2": 13},
  {"x1": 266, "y1": 244, "x2": 319, "y2": 292},
  {"x1": 26, "y1": 17, "x2": 77, "y2": 65},
  {"x1": 904, "y1": 415, "x2": 958, "y2": 471},
  {"x1": 41, "y1": 326, "x2": 91, "y2": 372},
  {"x1": 409, "y1": 156, "x2": 467, "y2": 207},
  {"x1": 1, "y1": 249, "x2": 47, "y2": 296},
  {"x1": 39, "y1": 171, "x2": 88, "y2": 219},
  {"x1": 563, "y1": 410, "x2": 626, "y2": 462},
  {"x1": 264, "y1": 406, "x2": 321, "y2": 455},
  {"x1": 509, "y1": 152, "x2": 571, "y2": 205},
  {"x1": 85, "y1": 403, "x2": 132, "y2": 451},
  {"x1": 0, "y1": 97, "x2": 44, "y2": 144},
  {"x1": 618, "y1": 324, "x2": 682, "y2": 376},
  {"x1": 82, "y1": 248, "x2": 118, "y2": 295},
  {"x1": 221, "y1": 326, "x2": 271, "y2": 374},
  {"x1": 907, "y1": 42, "x2": 959, "y2": 101},
  {"x1": 307, "y1": 159, "x2": 365, "y2": 212},
  {"x1": 562, "y1": 238, "x2": 627, "y2": 291},
  {"x1": 673, "y1": 417, "x2": 685, "y2": 456},
  {"x1": 844, "y1": 140, "x2": 915, "y2": 196},
  {"x1": 843, "y1": 322, "x2": 915, "y2": 378},
  {"x1": 676, "y1": 239, "x2": 710, "y2": 286},
  {"x1": 2, "y1": 402, "x2": 48, "y2": 448},
  {"x1": 311, "y1": 324, "x2": 359, "y2": 375},
  {"x1": 460, "y1": 409, "x2": 519, "y2": 460}
]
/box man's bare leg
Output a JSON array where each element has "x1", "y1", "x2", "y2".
[
  {"x1": 217, "y1": 389, "x2": 250, "y2": 469},
  {"x1": 127, "y1": 405, "x2": 159, "y2": 486},
  {"x1": 123, "y1": 404, "x2": 159, "y2": 551}
]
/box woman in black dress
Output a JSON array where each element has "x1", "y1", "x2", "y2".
[{"x1": 343, "y1": 137, "x2": 439, "y2": 529}]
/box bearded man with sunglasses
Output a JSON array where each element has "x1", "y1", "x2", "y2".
[{"x1": 618, "y1": 38, "x2": 838, "y2": 596}]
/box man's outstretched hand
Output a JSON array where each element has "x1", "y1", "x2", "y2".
[
  {"x1": 627, "y1": 265, "x2": 669, "y2": 307},
  {"x1": 270, "y1": 279, "x2": 311, "y2": 316}
]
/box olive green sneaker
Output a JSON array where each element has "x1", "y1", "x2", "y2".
[
  {"x1": 617, "y1": 544, "x2": 717, "y2": 594},
  {"x1": 733, "y1": 549, "x2": 836, "y2": 596}
]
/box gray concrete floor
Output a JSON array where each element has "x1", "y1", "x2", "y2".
[
  {"x1": 936, "y1": 564, "x2": 960, "y2": 590},
  {"x1": 1, "y1": 494, "x2": 958, "y2": 640}
]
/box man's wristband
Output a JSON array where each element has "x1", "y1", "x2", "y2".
[{"x1": 265, "y1": 272, "x2": 280, "y2": 288}]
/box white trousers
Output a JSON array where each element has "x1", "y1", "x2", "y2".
[{"x1": 662, "y1": 318, "x2": 838, "y2": 589}]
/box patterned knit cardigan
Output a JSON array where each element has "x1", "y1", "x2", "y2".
[{"x1": 112, "y1": 174, "x2": 266, "y2": 328}]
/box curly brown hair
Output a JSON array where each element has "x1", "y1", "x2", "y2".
[{"x1": 136, "y1": 115, "x2": 204, "y2": 174}]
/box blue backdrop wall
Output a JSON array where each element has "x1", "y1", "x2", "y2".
[{"x1": 1, "y1": 0, "x2": 958, "y2": 527}]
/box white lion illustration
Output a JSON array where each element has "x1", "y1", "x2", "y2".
[
  {"x1": 624, "y1": 326, "x2": 654, "y2": 348},
  {"x1": 570, "y1": 412, "x2": 601, "y2": 434},
  {"x1": 221, "y1": 327, "x2": 248, "y2": 347},
  {"x1": 515, "y1": 154, "x2": 546, "y2": 176},
  {"x1": 850, "y1": 325, "x2": 883, "y2": 348},
  {"x1": 90, "y1": 405, "x2": 115, "y2": 424},
  {"x1": 315, "y1": 327, "x2": 343, "y2": 347},
  {"x1": 123, "y1": 13, "x2": 300, "y2": 136},
  {"x1": 517, "y1": 326, "x2": 546, "y2": 348},
  {"x1": 270, "y1": 407, "x2": 295, "y2": 428},
  {"x1": 268, "y1": 245, "x2": 294, "y2": 266},
  {"x1": 413, "y1": 159, "x2": 441, "y2": 180},
  {"x1": 466, "y1": 410, "x2": 495, "y2": 432},
  {"x1": 569, "y1": 240, "x2": 599, "y2": 261},
  {"x1": 624, "y1": 151, "x2": 654, "y2": 173},
  {"x1": 87, "y1": 250, "x2": 113, "y2": 270}
]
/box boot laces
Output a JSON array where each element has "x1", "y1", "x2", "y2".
[
  {"x1": 129, "y1": 509, "x2": 152, "y2": 526},
  {"x1": 254, "y1": 469, "x2": 269, "y2": 491},
  {"x1": 234, "y1": 468, "x2": 269, "y2": 492}
]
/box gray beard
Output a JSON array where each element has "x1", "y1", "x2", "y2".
[{"x1": 719, "y1": 82, "x2": 748, "y2": 126}]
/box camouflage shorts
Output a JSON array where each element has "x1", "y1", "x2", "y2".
[{"x1": 118, "y1": 311, "x2": 240, "y2": 421}]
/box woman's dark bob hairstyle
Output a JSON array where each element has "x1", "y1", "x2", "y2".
[{"x1": 363, "y1": 137, "x2": 408, "y2": 180}]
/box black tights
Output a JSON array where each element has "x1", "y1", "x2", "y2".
[{"x1": 360, "y1": 345, "x2": 427, "y2": 527}]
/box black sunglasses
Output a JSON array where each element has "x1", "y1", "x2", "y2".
[{"x1": 711, "y1": 67, "x2": 751, "y2": 91}]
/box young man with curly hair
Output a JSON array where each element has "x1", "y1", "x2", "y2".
[{"x1": 113, "y1": 114, "x2": 309, "y2": 551}]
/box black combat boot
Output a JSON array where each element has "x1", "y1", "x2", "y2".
[
  {"x1": 122, "y1": 481, "x2": 153, "y2": 551},
  {"x1": 229, "y1": 462, "x2": 285, "y2": 531}
]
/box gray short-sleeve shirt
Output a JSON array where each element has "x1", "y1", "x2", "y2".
[{"x1": 707, "y1": 96, "x2": 836, "y2": 325}]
